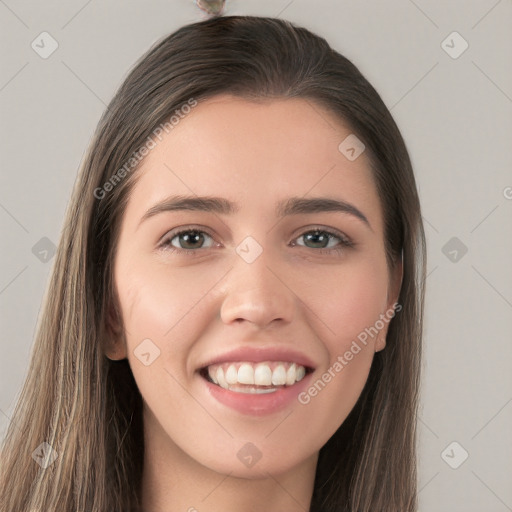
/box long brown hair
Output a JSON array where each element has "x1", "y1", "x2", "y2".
[{"x1": 0, "y1": 15, "x2": 425, "y2": 511}]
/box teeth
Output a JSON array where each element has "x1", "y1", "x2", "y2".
[
  {"x1": 286, "y1": 363, "x2": 297, "y2": 386},
  {"x1": 271, "y1": 365, "x2": 287, "y2": 386},
  {"x1": 254, "y1": 364, "x2": 272, "y2": 386},
  {"x1": 225, "y1": 385, "x2": 277, "y2": 394},
  {"x1": 225, "y1": 364, "x2": 238, "y2": 385},
  {"x1": 205, "y1": 361, "x2": 309, "y2": 390},
  {"x1": 208, "y1": 366, "x2": 218, "y2": 384},
  {"x1": 216, "y1": 367, "x2": 228, "y2": 389},
  {"x1": 237, "y1": 363, "x2": 254, "y2": 385}
]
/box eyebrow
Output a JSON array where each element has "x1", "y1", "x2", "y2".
[{"x1": 138, "y1": 194, "x2": 371, "y2": 229}]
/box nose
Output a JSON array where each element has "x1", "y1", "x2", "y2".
[{"x1": 219, "y1": 247, "x2": 296, "y2": 330}]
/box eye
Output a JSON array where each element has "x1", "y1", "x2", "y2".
[
  {"x1": 158, "y1": 226, "x2": 354, "y2": 257},
  {"x1": 291, "y1": 228, "x2": 354, "y2": 255},
  {"x1": 159, "y1": 228, "x2": 216, "y2": 255}
]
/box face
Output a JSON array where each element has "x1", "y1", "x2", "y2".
[{"x1": 106, "y1": 94, "x2": 401, "y2": 478}]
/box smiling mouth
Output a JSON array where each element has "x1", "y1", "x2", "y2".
[{"x1": 199, "y1": 361, "x2": 314, "y2": 394}]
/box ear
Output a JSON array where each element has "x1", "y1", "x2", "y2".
[
  {"x1": 103, "y1": 304, "x2": 127, "y2": 361},
  {"x1": 375, "y1": 254, "x2": 403, "y2": 353}
]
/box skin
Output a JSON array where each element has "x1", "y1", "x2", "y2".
[{"x1": 104, "y1": 94, "x2": 402, "y2": 511}]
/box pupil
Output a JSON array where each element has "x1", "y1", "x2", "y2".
[
  {"x1": 305, "y1": 231, "x2": 328, "y2": 248},
  {"x1": 181, "y1": 231, "x2": 204, "y2": 249}
]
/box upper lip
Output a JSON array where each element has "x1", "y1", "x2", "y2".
[{"x1": 197, "y1": 346, "x2": 316, "y2": 370}]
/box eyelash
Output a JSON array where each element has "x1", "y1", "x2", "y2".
[{"x1": 158, "y1": 225, "x2": 355, "y2": 257}]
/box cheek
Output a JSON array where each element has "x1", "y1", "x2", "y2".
[
  {"x1": 291, "y1": 258, "x2": 389, "y2": 434},
  {"x1": 114, "y1": 260, "x2": 218, "y2": 417},
  {"x1": 114, "y1": 256, "x2": 233, "y2": 402},
  {"x1": 116, "y1": 257, "x2": 225, "y2": 340},
  {"x1": 306, "y1": 255, "x2": 390, "y2": 349},
  {"x1": 296, "y1": 341, "x2": 375, "y2": 450}
]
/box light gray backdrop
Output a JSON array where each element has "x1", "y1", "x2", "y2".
[{"x1": 1, "y1": 1, "x2": 511, "y2": 511}]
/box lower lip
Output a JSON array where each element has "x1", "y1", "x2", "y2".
[{"x1": 202, "y1": 373, "x2": 313, "y2": 416}]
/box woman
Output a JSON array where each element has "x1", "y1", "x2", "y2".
[{"x1": 0, "y1": 15, "x2": 425, "y2": 512}]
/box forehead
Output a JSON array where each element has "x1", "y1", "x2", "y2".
[{"x1": 125, "y1": 94, "x2": 383, "y2": 232}]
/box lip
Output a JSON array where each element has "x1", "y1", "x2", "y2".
[
  {"x1": 195, "y1": 346, "x2": 316, "y2": 416},
  {"x1": 197, "y1": 346, "x2": 316, "y2": 370},
  {"x1": 201, "y1": 371, "x2": 314, "y2": 416}
]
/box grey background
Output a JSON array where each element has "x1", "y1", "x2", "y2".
[{"x1": 1, "y1": 1, "x2": 511, "y2": 510}]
